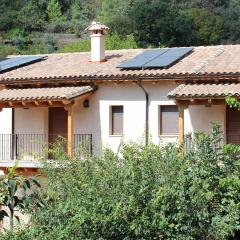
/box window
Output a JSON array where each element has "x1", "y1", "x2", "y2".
[
  {"x1": 111, "y1": 106, "x2": 123, "y2": 135},
  {"x1": 160, "y1": 105, "x2": 178, "y2": 135}
]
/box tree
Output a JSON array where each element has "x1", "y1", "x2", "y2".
[
  {"x1": 184, "y1": 8, "x2": 224, "y2": 45},
  {"x1": 71, "y1": 0, "x2": 100, "y2": 30},
  {"x1": 0, "y1": 0, "x2": 24, "y2": 31},
  {"x1": 176, "y1": 0, "x2": 229, "y2": 11},
  {"x1": 18, "y1": 0, "x2": 48, "y2": 31},
  {"x1": 221, "y1": 0, "x2": 240, "y2": 43},
  {"x1": 129, "y1": 0, "x2": 197, "y2": 47},
  {"x1": 47, "y1": 0, "x2": 66, "y2": 24},
  {"x1": 99, "y1": 0, "x2": 134, "y2": 36}
]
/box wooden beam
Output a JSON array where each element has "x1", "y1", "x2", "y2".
[
  {"x1": 190, "y1": 98, "x2": 195, "y2": 104},
  {"x1": 67, "y1": 106, "x2": 73, "y2": 156},
  {"x1": 178, "y1": 104, "x2": 185, "y2": 146},
  {"x1": 9, "y1": 101, "x2": 14, "y2": 107},
  {"x1": 21, "y1": 102, "x2": 27, "y2": 107},
  {"x1": 62, "y1": 100, "x2": 72, "y2": 105},
  {"x1": 175, "y1": 99, "x2": 227, "y2": 106},
  {"x1": 0, "y1": 100, "x2": 75, "y2": 108},
  {"x1": 48, "y1": 100, "x2": 53, "y2": 106},
  {"x1": 34, "y1": 100, "x2": 40, "y2": 106}
]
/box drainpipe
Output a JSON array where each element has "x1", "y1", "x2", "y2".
[{"x1": 138, "y1": 81, "x2": 149, "y2": 146}]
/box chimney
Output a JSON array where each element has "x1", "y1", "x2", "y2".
[{"x1": 85, "y1": 21, "x2": 110, "y2": 62}]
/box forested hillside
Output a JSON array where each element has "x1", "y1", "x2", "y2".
[{"x1": 0, "y1": 0, "x2": 240, "y2": 57}]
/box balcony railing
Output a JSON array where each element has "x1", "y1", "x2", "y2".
[{"x1": 0, "y1": 134, "x2": 92, "y2": 161}]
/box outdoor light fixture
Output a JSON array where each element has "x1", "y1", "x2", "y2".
[{"x1": 83, "y1": 99, "x2": 89, "y2": 108}]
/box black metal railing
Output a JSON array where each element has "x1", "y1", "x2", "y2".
[{"x1": 0, "y1": 134, "x2": 92, "y2": 161}]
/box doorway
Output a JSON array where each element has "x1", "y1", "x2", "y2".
[
  {"x1": 226, "y1": 106, "x2": 240, "y2": 144},
  {"x1": 48, "y1": 107, "x2": 68, "y2": 144}
]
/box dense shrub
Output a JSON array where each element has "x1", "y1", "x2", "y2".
[
  {"x1": 2, "y1": 125, "x2": 240, "y2": 239},
  {"x1": 58, "y1": 33, "x2": 138, "y2": 53}
]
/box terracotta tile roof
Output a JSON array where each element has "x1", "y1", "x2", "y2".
[
  {"x1": 0, "y1": 85, "x2": 96, "y2": 101},
  {"x1": 0, "y1": 45, "x2": 240, "y2": 83},
  {"x1": 168, "y1": 83, "x2": 240, "y2": 99}
]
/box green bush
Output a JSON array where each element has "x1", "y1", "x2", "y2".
[
  {"x1": 0, "y1": 44, "x2": 21, "y2": 59},
  {"x1": 42, "y1": 34, "x2": 58, "y2": 53},
  {"x1": 45, "y1": 21, "x2": 75, "y2": 34},
  {"x1": 105, "y1": 34, "x2": 137, "y2": 50},
  {"x1": 58, "y1": 33, "x2": 138, "y2": 53},
  {"x1": 2, "y1": 125, "x2": 240, "y2": 239},
  {"x1": 58, "y1": 37, "x2": 90, "y2": 52}
]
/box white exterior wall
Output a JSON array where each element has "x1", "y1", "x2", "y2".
[
  {"x1": 72, "y1": 82, "x2": 225, "y2": 154},
  {"x1": 0, "y1": 109, "x2": 12, "y2": 163},
  {"x1": 73, "y1": 83, "x2": 147, "y2": 153},
  {"x1": 0, "y1": 108, "x2": 12, "y2": 134},
  {"x1": 10, "y1": 82, "x2": 226, "y2": 156},
  {"x1": 185, "y1": 105, "x2": 226, "y2": 135},
  {"x1": 15, "y1": 108, "x2": 48, "y2": 134}
]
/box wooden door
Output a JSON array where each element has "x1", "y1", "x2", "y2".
[
  {"x1": 226, "y1": 106, "x2": 240, "y2": 144},
  {"x1": 49, "y1": 107, "x2": 68, "y2": 144}
]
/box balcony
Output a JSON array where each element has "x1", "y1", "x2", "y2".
[{"x1": 0, "y1": 134, "x2": 92, "y2": 167}]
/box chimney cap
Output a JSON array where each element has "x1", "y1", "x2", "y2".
[{"x1": 85, "y1": 21, "x2": 110, "y2": 33}]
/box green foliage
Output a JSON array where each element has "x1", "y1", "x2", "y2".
[
  {"x1": 71, "y1": 0, "x2": 100, "y2": 31},
  {"x1": 0, "y1": 0, "x2": 24, "y2": 31},
  {"x1": 0, "y1": 165, "x2": 41, "y2": 231},
  {"x1": 59, "y1": 34, "x2": 138, "y2": 53},
  {"x1": 184, "y1": 8, "x2": 224, "y2": 45},
  {"x1": 1, "y1": 0, "x2": 240, "y2": 57},
  {"x1": 42, "y1": 34, "x2": 58, "y2": 53},
  {"x1": 58, "y1": 38, "x2": 90, "y2": 52},
  {"x1": 99, "y1": 0, "x2": 133, "y2": 36},
  {"x1": 105, "y1": 34, "x2": 138, "y2": 50},
  {"x1": 47, "y1": 0, "x2": 66, "y2": 24},
  {"x1": 4, "y1": 125, "x2": 240, "y2": 239},
  {"x1": 0, "y1": 45, "x2": 21, "y2": 59},
  {"x1": 18, "y1": 0, "x2": 48, "y2": 31},
  {"x1": 99, "y1": 0, "x2": 197, "y2": 47},
  {"x1": 1, "y1": 0, "x2": 240, "y2": 49},
  {"x1": 226, "y1": 96, "x2": 240, "y2": 111},
  {"x1": 221, "y1": 0, "x2": 240, "y2": 43}
]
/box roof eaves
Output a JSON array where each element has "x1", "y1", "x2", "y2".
[{"x1": 1, "y1": 72, "x2": 240, "y2": 85}]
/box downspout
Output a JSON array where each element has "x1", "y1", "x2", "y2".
[{"x1": 138, "y1": 81, "x2": 149, "y2": 146}]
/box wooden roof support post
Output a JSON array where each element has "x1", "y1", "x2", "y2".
[
  {"x1": 178, "y1": 104, "x2": 185, "y2": 146},
  {"x1": 67, "y1": 106, "x2": 73, "y2": 157}
]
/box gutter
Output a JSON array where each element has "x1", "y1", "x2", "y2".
[{"x1": 138, "y1": 81, "x2": 149, "y2": 146}]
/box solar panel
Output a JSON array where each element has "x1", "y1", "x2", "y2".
[
  {"x1": 0, "y1": 55, "x2": 46, "y2": 73},
  {"x1": 143, "y1": 47, "x2": 193, "y2": 68},
  {"x1": 117, "y1": 47, "x2": 193, "y2": 69},
  {"x1": 117, "y1": 49, "x2": 168, "y2": 69}
]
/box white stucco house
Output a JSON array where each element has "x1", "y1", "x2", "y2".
[{"x1": 0, "y1": 22, "x2": 240, "y2": 174}]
